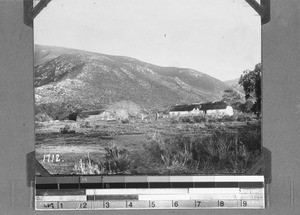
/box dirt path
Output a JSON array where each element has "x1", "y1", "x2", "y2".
[{"x1": 36, "y1": 144, "x2": 105, "y2": 154}]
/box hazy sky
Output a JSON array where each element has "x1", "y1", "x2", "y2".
[{"x1": 34, "y1": 0, "x2": 261, "y2": 81}]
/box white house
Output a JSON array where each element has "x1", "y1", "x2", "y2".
[
  {"x1": 206, "y1": 105, "x2": 234, "y2": 116},
  {"x1": 201, "y1": 101, "x2": 234, "y2": 116},
  {"x1": 169, "y1": 101, "x2": 234, "y2": 117}
]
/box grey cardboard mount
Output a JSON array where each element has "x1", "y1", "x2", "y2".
[{"x1": 1, "y1": 0, "x2": 300, "y2": 214}]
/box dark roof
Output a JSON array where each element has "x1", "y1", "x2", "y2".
[
  {"x1": 170, "y1": 104, "x2": 201, "y2": 112},
  {"x1": 80, "y1": 109, "x2": 105, "y2": 116},
  {"x1": 170, "y1": 101, "x2": 228, "y2": 112},
  {"x1": 200, "y1": 101, "x2": 227, "y2": 111}
]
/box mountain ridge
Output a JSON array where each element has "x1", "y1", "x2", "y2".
[
  {"x1": 224, "y1": 78, "x2": 243, "y2": 92},
  {"x1": 34, "y1": 45, "x2": 230, "y2": 110}
]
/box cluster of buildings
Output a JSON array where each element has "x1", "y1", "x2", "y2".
[
  {"x1": 169, "y1": 101, "x2": 234, "y2": 117},
  {"x1": 73, "y1": 101, "x2": 234, "y2": 122}
]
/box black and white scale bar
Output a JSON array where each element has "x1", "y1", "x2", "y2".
[
  {"x1": 36, "y1": 188, "x2": 264, "y2": 202},
  {"x1": 35, "y1": 176, "x2": 264, "y2": 190},
  {"x1": 36, "y1": 182, "x2": 264, "y2": 189},
  {"x1": 35, "y1": 176, "x2": 265, "y2": 210}
]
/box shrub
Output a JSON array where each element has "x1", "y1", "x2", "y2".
[
  {"x1": 237, "y1": 121, "x2": 261, "y2": 152},
  {"x1": 179, "y1": 115, "x2": 207, "y2": 123},
  {"x1": 72, "y1": 157, "x2": 104, "y2": 175},
  {"x1": 170, "y1": 117, "x2": 180, "y2": 124},
  {"x1": 142, "y1": 132, "x2": 199, "y2": 174},
  {"x1": 193, "y1": 115, "x2": 206, "y2": 123},
  {"x1": 60, "y1": 125, "x2": 76, "y2": 134},
  {"x1": 80, "y1": 122, "x2": 92, "y2": 128},
  {"x1": 219, "y1": 115, "x2": 236, "y2": 122},
  {"x1": 35, "y1": 113, "x2": 52, "y2": 122},
  {"x1": 180, "y1": 116, "x2": 194, "y2": 123},
  {"x1": 103, "y1": 144, "x2": 133, "y2": 174},
  {"x1": 121, "y1": 118, "x2": 130, "y2": 124},
  {"x1": 35, "y1": 122, "x2": 44, "y2": 129},
  {"x1": 236, "y1": 113, "x2": 254, "y2": 122}
]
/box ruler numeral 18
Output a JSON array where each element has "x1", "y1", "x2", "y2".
[{"x1": 219, "y1": 200, "x2": 225, "y2": 207}]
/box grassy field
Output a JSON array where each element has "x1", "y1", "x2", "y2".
[{"x1": 35, "y1": 114, "x2": 261, "y2": 175}]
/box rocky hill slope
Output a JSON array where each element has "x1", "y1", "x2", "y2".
[{"x1": 34, "y1": 45, "x2": 229, "y2": 110}]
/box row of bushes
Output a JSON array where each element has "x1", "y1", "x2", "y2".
[{"x1": 171, "y1": 113, "x2": 256, "y2": 124}]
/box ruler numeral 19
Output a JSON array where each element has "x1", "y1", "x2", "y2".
[{"x1": 242, "y1": 200, "x2": 247, "y2": 207}]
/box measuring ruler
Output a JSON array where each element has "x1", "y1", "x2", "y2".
[{"x1": 35, "y1": 175, "x2": 265, "y2": 210}]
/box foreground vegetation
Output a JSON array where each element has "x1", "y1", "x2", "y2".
[{"x1": 35, "y1": 113, "x2": 261, "y2": 175}]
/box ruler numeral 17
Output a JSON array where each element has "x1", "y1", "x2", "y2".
[{"x1": 195, "y1": 201, "x2": 201, "y2": 207}]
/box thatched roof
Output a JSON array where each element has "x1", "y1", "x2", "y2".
[
  {"x1": 200, "y1": 101, "x2": 227, "y2": 111},
  {"x1": 170, "y1": 101, "x2": 228, "y2": 112},
  {"x1": 170, "y1": 104, "x2": 201, "y2": 112},
  {"x1": 80, "y1": 109, "x2": 105, "y2": 116}
]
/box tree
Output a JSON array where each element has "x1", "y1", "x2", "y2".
[
  {"x1": 35, "y1": 101, "x2": 82, "y2": 121},
  {"x1": 221, "y1": 88, "x2": 242, "y2": 105},
  {"x1": 107, "y1": 100, "x2": 141, "y2": 119},
  {"x1": 238, "y1": 63, "x2": 261, "y2": 116}
]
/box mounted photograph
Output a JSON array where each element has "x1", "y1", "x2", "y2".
[{"x1": 34, "y1": 0, "x2": 262, "y2": 176}]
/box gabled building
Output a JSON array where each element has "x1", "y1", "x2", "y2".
[
  {"x1": 169, "y1": 101, "x2": 234, "y2": 117},
  {"x1": 169, "y1": 104, "x2": 202, "y2": 116}
]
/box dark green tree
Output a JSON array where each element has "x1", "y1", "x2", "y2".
[
  {"x1": 238, "y1": 63, "x2": 261, "y2": 116},
  {"x1": 221, "y1": 88, "x2": 242, "y2": 105}
]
